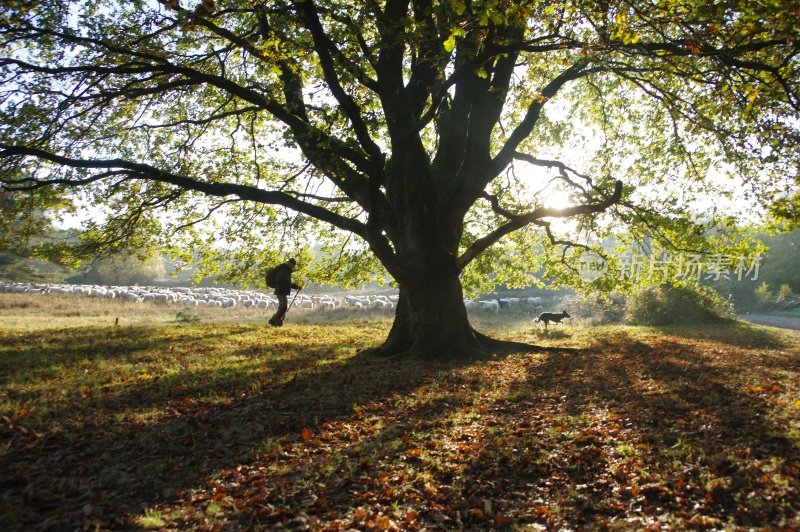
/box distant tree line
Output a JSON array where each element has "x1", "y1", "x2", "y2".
[
  {"x1": 2, "y1": 206, "x2": 798, "y2": 313},
  {"x1": 710, "y1": 230, "x2": 800, "y2": 310}
]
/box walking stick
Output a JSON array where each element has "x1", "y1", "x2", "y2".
[
  {"x1": 286, "y1": 286, "x2": 302, "y2": 312},
  {"x1": 275, "y1": 287, "x2": 302, "y2": 326}
]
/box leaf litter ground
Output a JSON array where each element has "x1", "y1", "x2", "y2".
[{"x1": 1, "y1": 306, "x2": 799, "y2": 530}]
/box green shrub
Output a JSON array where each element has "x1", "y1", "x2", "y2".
[
  {"x1": 753, "y1": 282, "x2": 800, "y2": 311},
  {"x1": 175, "y1": 308, "x2": 201, "y2": 323},
  {"x1": 754, "y1": 282, "x2": 774, "y2": 309},
  {"x1": 624, "y1": 284, "x2": 733, "y2": 325},
  {"x1": 562, "y1": 291, "x2": 627, "y2": 325}
]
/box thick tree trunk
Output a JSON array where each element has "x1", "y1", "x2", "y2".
[
  {"x1": 368, "y1": 148, "x2": 499, "y2": 359},
  {"x1": 368, "y1": 240, "x2": 547, "y2": 359},
  {"x1": 374, "y1": 252, "x2": 489, "y2": 359},
  {"x1": 374, "y1": 276, "x2": 558, "y2": 359}
]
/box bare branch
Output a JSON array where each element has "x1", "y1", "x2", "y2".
[
  {"x1": 458, "y1": 180, "x2": 623, "y2": 269},
  {"x1": 513, "y1": 153, "x2": 595, "y2": 195},
  {"x1": 288, "y1": 193, "x2": 356, "y2": 203}
]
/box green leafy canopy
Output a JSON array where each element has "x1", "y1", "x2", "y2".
[{"x1": 0, "y1": 0, "x2": 797, "y2": 291}]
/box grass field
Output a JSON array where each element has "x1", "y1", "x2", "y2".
[{"x1": 1, "y1": 293, "x2": 799, "y2": 530}]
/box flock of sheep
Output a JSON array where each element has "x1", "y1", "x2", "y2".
[
  {"x1": 467, "y1": 297, "x2": 544, "y2": 313},
  {"x1": 0, "y1": 281, "x2": 359, "y2": 311},
  {"x1": 0, "y1": 281, "x2": 546, "y2": 315}
]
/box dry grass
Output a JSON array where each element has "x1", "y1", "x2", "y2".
[{"x1": 0, "y1": 292, "x2": 397, "y2": 330}]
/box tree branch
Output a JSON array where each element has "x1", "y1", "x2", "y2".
[
  {"x1": 0, "y1": 145, "x2": 368, "y2": 237},
  {"x1": 417, "y1": 37, "x2": 584, "y2": 130},
  {"x1": 171, "y1": 198, "x2": 240, "y2": 233},
  {"x1": 513, "y1": 153, "x2": 595, "y2": 195},
  {"x1": 457, "y1": 179, "x2": 623, "y2": 269},
  {"x1": 490, "y1": 58, "x2": 595, "y2": 175},
  {"x1": 405, "y1": 0, "x2": 444, "y2": 116},
  {"x1": 2, "y1": 54, "x2": 380, "y2": 209},
  {"x1": 295, "y1": 0, "x2": 384, "y2": 167}
]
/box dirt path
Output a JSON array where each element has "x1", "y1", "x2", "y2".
[{"x1": 739, "y1": 314, "x2": 800, "y2": 330}]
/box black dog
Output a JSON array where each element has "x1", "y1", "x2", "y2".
[{"x1": 534, "y1": 310, "x2": 570, "y2": 329}]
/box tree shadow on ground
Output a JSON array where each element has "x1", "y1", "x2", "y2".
[
  {"x1": 178, "y1": 326, "x2": 799, "y2": 529},
  {"x1": 472, "y1": 331, "x2": 800, "y2": 528},
  {"x1": 2, "y1": 323, "x2": 798, "y2": 530},
  {"x1": 0, "y1": 330, "x2": 466, "y2": 530},
  {"x1": 0, "y1": 324, "x2": 236, "y2": 372}
]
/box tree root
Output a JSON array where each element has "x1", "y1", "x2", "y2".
[
  {"x1": 357, "y1": 346, "x2": 392, "y2": 358},
  {"x1": 362, "y1": 329, "x2": 577, "y2": 361},
  {"x1": 362, "y1": 342, "x2": 493, "y2": 361}
]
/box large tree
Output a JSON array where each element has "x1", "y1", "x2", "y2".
[{"x1": 1, "y1": 0, "x2": 798, "y2": 357}]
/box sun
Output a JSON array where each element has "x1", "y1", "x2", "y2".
[{"x1": 539, "y1": 187, "x2": 572, "y2": 210}]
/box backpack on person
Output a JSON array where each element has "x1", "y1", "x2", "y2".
[{"x1": 265, "y1": 266, "x2": 278, "y2": 288}]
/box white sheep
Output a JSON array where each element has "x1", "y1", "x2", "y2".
[{"x1": 478, "y1": 299, "x2": 500, "y2": 313}]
